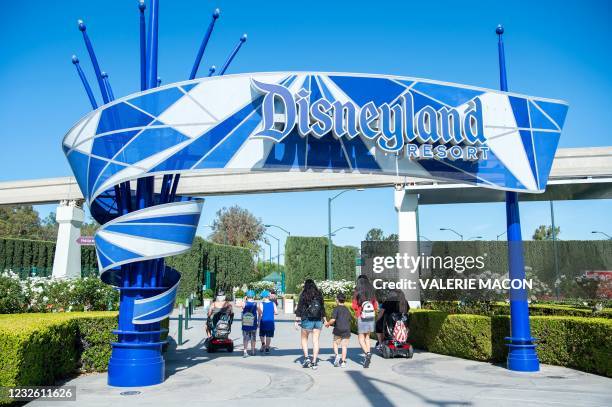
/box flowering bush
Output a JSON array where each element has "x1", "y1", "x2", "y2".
[
  {"x1": 295, "y1": 279, "x2": 356, "y2": 299},
  {"x1": 248, "y1": 281, "x2": 276, "y2": 292},
  {"x1": 0, "y1": 270, "x2": 118, "y2": 313}
]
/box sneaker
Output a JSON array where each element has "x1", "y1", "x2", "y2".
[
  {"x1": 311, "y1": 361, "x2": 318, "y2": 370},
  {"x1": 243, "y1": 351, "x2": 248, "y2": 358},
  {"x1": 260, "y1": 345, "x2": 265, "y2": 353},
  {"x1": 364, "y1": 352, "x2": 372, "y2": 368},
  {"x1": 333, "y1": 355, "x2": 340, "y2": 367},
  {"x1": 265, "y1": 347, "x2": 271, "y2": 353},
  {"x1": 340, "y1": 361, "x2": 347, "y2": 369},
  {"x1": 302, "y1": 357, "x2": 312, "y2": 368}
]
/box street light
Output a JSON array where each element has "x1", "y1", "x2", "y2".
[
  {"x1": 264, "y1": 224, "x2": 290, "y2": 236},
  {"x1": 592, "y1": 231, "x2": 612, "y2": 240},
  {"x1": 468, "y1": 236, "x2": 483, "y2": 241},
  {"x1": 419, "y1": 235, "x2": 432, "y2": 242},
  {"x1": 328, "y1": 189, "x2": 363, "y2": 280},
  {"x1": 439, "y1": 227, "x2": 464, "y2": 241},
  {"x1": 496, "y1": 231, "x2": 507, "y2": 241},
  {"x1": 264, "y1": 232, "x2": 280, "y2": 272}
]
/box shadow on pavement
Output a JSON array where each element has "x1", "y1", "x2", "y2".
[{"x1": 346, "y1": 370, "x2": 473, "y2": 407}]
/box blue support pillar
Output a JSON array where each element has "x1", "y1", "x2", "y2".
[{"x1": 497, "y1": 25, "x2": 540, "y2": 372}]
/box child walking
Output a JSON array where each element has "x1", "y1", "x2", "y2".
[
  {"x1": 258, "y1": 290, "x2": 277, "y2": 353},
  {"x1": 325, "y1": 292, "x2": 351, "y2": 368},
  {"x1": 241, "y1": 290, "x2": 258, "y2": 357}
]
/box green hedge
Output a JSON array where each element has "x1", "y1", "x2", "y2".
[
  {"x1": 0, "y1": 237, "x2": 98, "y2": 278},
  {"x1": 285, "y1": 236, "x2": 357, "y2": 293},
  {"x1": 423, "y1": 301, "x2": 612, "y2": 319},
  {"x1": 409, "y1": 310, "x2": 612, "y2": 377},
  {"x1": 166, "y1": 236, "x2": 255, "y2": 302},
  {"x1": 0, "y1": 312, "x2": 117, "y2": 402}
]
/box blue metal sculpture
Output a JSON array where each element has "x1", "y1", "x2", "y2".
[
  {"x1": 497, "y1": 25, "x2": 540, "y2": 372},
  {"x1": 68, "y1": 2, "x2": 243, "y2": 387},
  {"x1": 64, "y1": 3, "x2": 567, "y2": 387}
]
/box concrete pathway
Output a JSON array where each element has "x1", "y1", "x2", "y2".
[{"x1": 30, "y1": 306, "x2": 612, "y2": 407}]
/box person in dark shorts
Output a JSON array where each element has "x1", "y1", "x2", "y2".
[{"x1": 325, "y1": 292, "x2": 352, "y2": 368}]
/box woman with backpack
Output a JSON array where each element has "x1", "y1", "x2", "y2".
[
  {"x1": 352, "y1": 275, "x2": 378, "y2": 368},
  {"x1": 294, "y1": 279, "x2": 324, "y2": 370}
]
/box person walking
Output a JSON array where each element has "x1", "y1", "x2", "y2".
[
  {"x1": 294, "y1": 279, "x2": 324, "y2": 370},
  {"x1": 241, "y1": 290, "x2": 258, "y2": 357},
  {"x1": 325, "y1": 292, "x2": 351, "y2": 368},
  {"x1": 258, "y1": 290, "x2": 277, "y2": 353},
  {"x1": 352, "y1": 275, "x2": 378, "y2": 368}
]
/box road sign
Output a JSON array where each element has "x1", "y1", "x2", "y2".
[{"x1": 76, "y1": 236, "x2": 95, "y2": 246}]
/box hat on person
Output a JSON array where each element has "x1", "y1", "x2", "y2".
[
  {"x1": 246, "y1": 290, "x2": 255, "y2": 298},
  {"x1": 260, "y1": 290, "x2": 270, "y2": 298}
]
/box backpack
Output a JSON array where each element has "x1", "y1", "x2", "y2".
[
  {"x1": 215, "y1": 315, "x2": 231, "y2": 338},
  {"x1": 391, "y1": 312, "x2": 409, "y2": 343},
  {"x1": 242, "y1": 303, "x2": 256, "y2": 328},
  {"x1": 361, "y1": 300, "x2": 375, "y2": 319},
  {"x1": 304, "y1": 299, "x2": 321, "y2": 319}
]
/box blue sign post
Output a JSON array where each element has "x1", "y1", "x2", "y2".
[{"x1": 497, "y1": 25, "x2": 540, "y2": 372}]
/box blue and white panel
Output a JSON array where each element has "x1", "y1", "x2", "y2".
[{"x1": 95, "y1": 200, "x2": 203, "y2": 273}]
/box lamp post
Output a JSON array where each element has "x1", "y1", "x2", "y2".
[
  {"x1": 264, "y1": 239, "x2": 272, "y2": 270},
  {"x1": 439, "y1": 227, "x2": 464, "y2": 241},
  {"x1": 592, "y1": 231, "x2": 612, "y2": 240},
  {"x1": 496, "y1": 231, "x2": 507, "y2": 241},
  {"x1": 264, "y1": 232, "x2": 280, "y2": 273},
  {"x1": 468, "y1": 236, "x2": 483, "y2": 241},
  {"x1": 419, "y1": 235, "x2": 432, "y2": 242},
  {"x1": 497, "y1": 24, "x2": 539, "y2": 372},
  {"x1": 328, "y1": 189, "x2": 363, "y2": 280},
  {"x1": 264, "y1": 224, "x2": 291, "y2": 236}
]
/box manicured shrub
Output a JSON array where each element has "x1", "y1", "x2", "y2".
[
  {"x1": 0, "y1": 312, "x2": 117, "y2": 401},
  {"x1": 285, "y1": 236, "x2": 357, "y2": 293},
  {"x1": 409, "y1": 310, "x2": 612, "y2": 377}
]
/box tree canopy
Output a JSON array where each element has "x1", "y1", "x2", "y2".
[
  {"x1": 208, "y1": 205, "x2": 265, "y2": 252},
  {"x1": 532, "y1": 225, "x2": 561, "y2": 241}
]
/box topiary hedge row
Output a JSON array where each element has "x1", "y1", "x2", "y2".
[
  {"x1": 422, "y1": 301, "x2": 612, "y2": 319},
  {"x1": 285, "y1": 236, "x2": 357, "y2": 293},
  {"x1": 166, "y1": 236, "x2": 255, "y2": 302},
  {"x1": 0, "y1": 237, "x2": 99, "y2": 278},
  {"x1": 409, "y1": 309, "x2": 612, "y2": 377},
  {"x1": 0, "y1": 312, "x2": 118, "y2": 403}
]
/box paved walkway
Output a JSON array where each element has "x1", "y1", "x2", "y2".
[{"x1": 31, "y1": 306, "x2": 612, "y2": 407}]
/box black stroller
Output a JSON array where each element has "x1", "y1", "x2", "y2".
[
  {"x1": 205, "y1": 308, "x2": 234, "y2": 353},
  {"x1": 380, "y1": 311, "x2": 414, "y2": 359}
]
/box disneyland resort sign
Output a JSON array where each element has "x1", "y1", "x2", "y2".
[{"x1": 253, "y1": 79, "x2": 489, "y2": 161}]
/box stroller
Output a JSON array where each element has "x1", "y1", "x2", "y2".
[
  {"x1": 205, "y1": 308, "x2": 234, "y2": 353},
  {"x1": 380, "y1": 311, "x2": 414, "y2": 359}
]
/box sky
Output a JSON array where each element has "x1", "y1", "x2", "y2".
[{"x1": 0, "y1": 1, "x2": 610, "y2": 261}]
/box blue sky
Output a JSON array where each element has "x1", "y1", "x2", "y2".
[{"x1": 1, "y1": 1, "x2": 610, "y2": 260}]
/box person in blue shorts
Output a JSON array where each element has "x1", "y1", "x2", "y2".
[
  {"x1": 258, "y1": 290, "x2": 277, "y2": 353},
  {"x1": 294, "y1": 279, "x2": 324, "y2": 370}
]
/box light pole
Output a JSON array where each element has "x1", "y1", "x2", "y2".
[
  {"x1": 328, "y1": 189, "x2": 363, "y2": 280},
  {"x1": 440, "y1": 227, "x2": 464, "y2": 241},
  {"x1": 419, "y1": 235, "x2": 432, "y2": 242},
  {"x1": 496, "y1": 231, "x2": 507, "y2": 241},
  {"x1": 468, "y1": 236, "x2": 483, "y2": 241},
  {"x1": 264, "y1": 232, "x2": 280, "y2": 273},
  {"x1": 592, "y1": 231, "x2": 612, "y2": 240},
  {"x1": 264, "y1": 224, "x2": 290, "y2": 236},
  {"x1": 264, "y1": 239, "x2": 272, "y2": 270}
]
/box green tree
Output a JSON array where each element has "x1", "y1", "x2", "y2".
[
  {"x1": 364, "y1": 228, "x2": 398, "y2": 241},
  {"x1": 0, "y1": 205, "x2": 44, "y2": 239},
  {"x1": 209, "y1": 205, "x2": 265, "y2": 252},
  {"x1": 532, "y1": 225, "x2": 560, "y2": 241}
]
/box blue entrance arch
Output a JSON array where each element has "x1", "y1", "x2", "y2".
[{"x1": 64, "y1": 2, "x2": 567, "y2": 387}]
